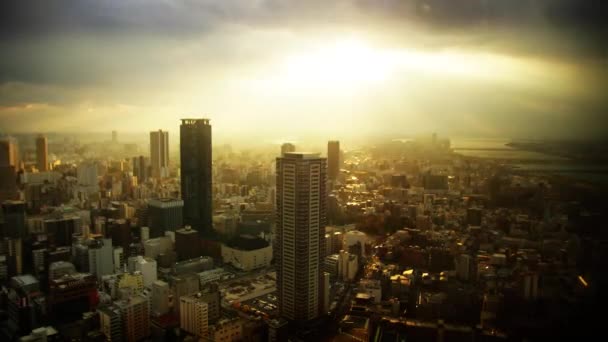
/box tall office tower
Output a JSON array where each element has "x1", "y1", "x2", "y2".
[
  {"x1": 0, "y1": 138, "x2": 20, "y2": 201},
  {"x1": 0, "y1": 138, "x2": 19, "y2": 167},
  {"x1": 132, "y1": 156, "x2": 149, "y2": 184},
  {"x1": 280, "y1": 143, "x2": 296, "y2": 155},
  {"x1": 115, "y1": 295, "x2": 150, "y2": 342},
  {"x1": 175, "y1": 226, "x2": 201, "y2": 261},
  {"x1": 2, "y1": 200, "x2": 26, "y2": 239},
  {"x1": 150, "y1": 130, "x2": 169, "y2": 179},
  {"x1": 111, "y1": 130, "x2": 118, "y2": 143},
  {"x1": 151, "y1": 280, "x2": 170, "y2": 316},
  {"x1": 35, "y1": 135, "x2": 48, "y2": 171},
  {"x1": 180, "y1": 292, "x2": 209, "y2": 339},
  {"x1": 180, "y1": 118, "x2": 212, "y2": 235},
  {"x1": 147, "y1": 198, "x2": 184, "y2": 238},
  {"x1": 327, "y1": 140, "x2": 340, "y2": 181},
  {"x1": 88, "y1": 238, "x2": 114, "y2": 278},
  {"x1": 275, "y1": 152, "x2": 327, "y2": 322}
]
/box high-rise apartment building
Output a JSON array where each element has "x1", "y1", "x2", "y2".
[
  {"x1": 35, "y1": 135, "x2": 48, "y2": 171},
  {"x1": 327, "y1": 140, "x2": 340, "y2": 181},
  {"x1": 280, "y1": 143, "x2": 296, "y2": 155},
  {"x1": 150, "y1": 130, "x2": 169, "y2": 179},
  {"x1": 114, "y1": 295, "x2": 150, "y2": 342},
  {"x1": 99, "y1": 306, "x2": 122, "y2": 342},
  {"x1": 180, "y1": 119, "x2": 212, "y2": 235},
  {"x1": 180, "y1": 292, "x2": 209, "y2": 339},
  {"x1": 275, "y1": 152, "x2": 326, "y2": 322}
]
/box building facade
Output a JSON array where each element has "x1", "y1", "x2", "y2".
[
  {"x1": 150, "y1": 130, "x2": 169, "y2": 179},
  {"x1": 180, "y1": 293, "x2": 209, "y2": 338},
  {"x1": 175, "y1": 226, "x2": 201, "y2": 261},
  {"x1": 275, "y1": 152, "x2": 326, "y2": 322},
  {"x1": 327, "y1": 140, "x2": 340, "y2": 181},
  {"x1": 221, "y1": 236, "x2": 272, "y2": 271},
  {"x1": 35, "y1": 135, "x2": 48, "y2": 171},
  {"x1": 180, "y1": 118, "x2": 212, "y2": 235},
  {"x1": 147, "y1": 198, "x2": 183, "y2": 237}
]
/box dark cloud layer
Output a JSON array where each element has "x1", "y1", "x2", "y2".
[{"x1": 2, "y1": 1, "x2": 606, "y2": 39}]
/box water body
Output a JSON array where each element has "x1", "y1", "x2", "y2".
[{"x1": 451, "y1": 138, "x2": 608, "y2": 184}]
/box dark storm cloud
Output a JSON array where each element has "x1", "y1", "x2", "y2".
[
  {"x1": 2, "y1": 1, "x2": 605, "y2": 37},
  {"x1": 355, "y1": 0, "x2": 608, "y2": 59}
]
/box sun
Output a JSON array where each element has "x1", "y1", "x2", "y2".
[{"x1": 280, "y1": 38, "x2": 398, "y2": 89}]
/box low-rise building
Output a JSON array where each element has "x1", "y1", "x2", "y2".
[{"x1": 221, "y1": 235, "x2": 272, "y2": 271}]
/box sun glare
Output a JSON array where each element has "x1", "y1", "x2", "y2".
[
  {"x1": 271, "y1": 38, "x2": 515, "y2": 92},
  {"x1": 281, "y1": 39, "x2": 397, "y2": 89}
]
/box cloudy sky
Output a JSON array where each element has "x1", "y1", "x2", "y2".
[{"x1": 0, "y1": 0, "x2": 606, "y2": 141}]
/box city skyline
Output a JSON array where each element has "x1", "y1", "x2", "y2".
[{"x1": 0, "y1": 1, "x2": 606, "y2": 341}]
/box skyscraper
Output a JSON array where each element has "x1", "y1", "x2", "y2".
[
  {"x1": 280, "y1": 143, "x2": 296, "y2": 155},
  {"x1": 180, "y1": 119, "x2": 212, "y2": 235},
  {"x1": 0, "y1": 138, "x2": 20, "y2": 201},
  {"x1": 276, "y1": 152, "x2": 326, "y2": 322},
  {"x1": 327, "y1": 140, "x2": 340, "y2": 181},
  {"x1": 2, "y1": 200, "x2": 26, "y2": 239},
  {"x1": 0, "y1": 138, "x2": 19, "y2": 168},
  {"x1": 150, "y1": 130, "x2": 169, "y2": 178},
  {"x1": 132, "y1": 156, "x2": 148, "y2": 184},
  {"x1": 35, "y1": 135, "x2": 48, "y2": 171}
]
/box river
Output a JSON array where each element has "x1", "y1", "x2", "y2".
[{"x1": 451, "y1": 138, "x2": 608, "y2": 184}]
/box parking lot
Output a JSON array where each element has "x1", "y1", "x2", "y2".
[{"x1": 243, "y1": 292, "x2": 279, "y2": 318}]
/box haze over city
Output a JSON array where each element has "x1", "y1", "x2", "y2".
[{"x1": 0, "y1": 1, "x2": 607, "y2": 342}]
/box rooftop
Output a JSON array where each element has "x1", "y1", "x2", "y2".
[
  {"x1": 282, "y1": 152, "x2": 321, "y2": 160},
  {"x1": 181, "y1": 118, "x2": 210, "y2": 125},
  {"x1": 225, "y1": 235, "x2": 270, "y2": 251}
]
